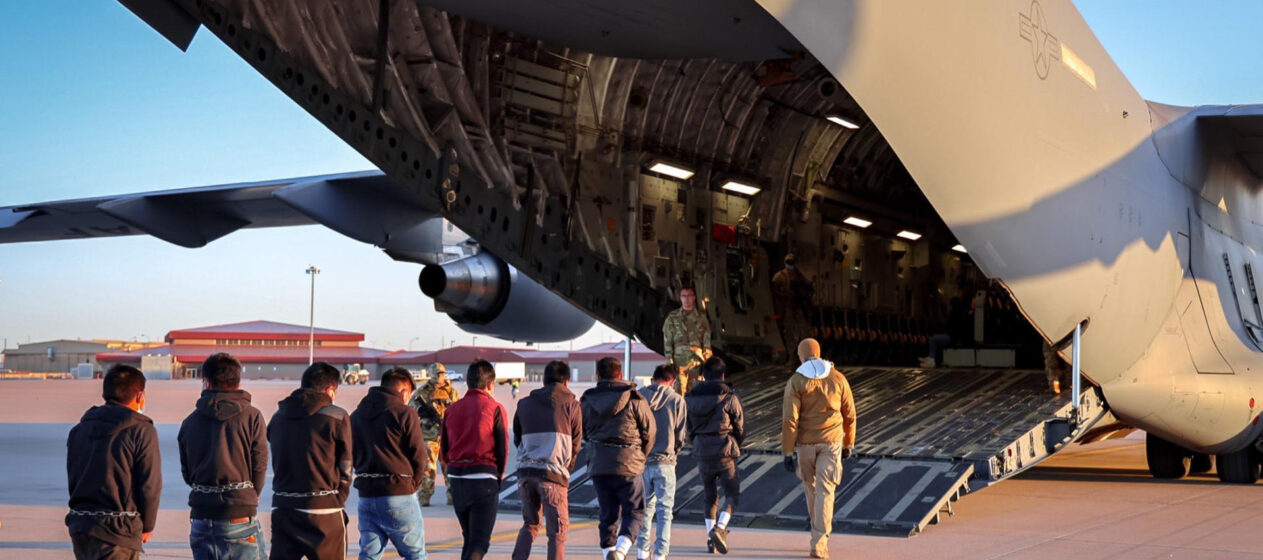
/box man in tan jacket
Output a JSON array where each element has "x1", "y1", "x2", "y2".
[{"x1": 781, "y1": 338, "x2": 856, "y2": 559}]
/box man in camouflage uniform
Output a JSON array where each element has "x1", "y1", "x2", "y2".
[
  {"x1": 410, "y1": 363, "x2": 460, "y2": 506},
  {"x1": 773, "y1": 253, "x2": 815, "y2": 364},
  {"x1": 663, "y1": 286, "x2": 712, "y2": 394}
]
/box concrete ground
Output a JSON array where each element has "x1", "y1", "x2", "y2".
[{"x1": 3, "y1": 379, "x2": 1263, "y2": 559}]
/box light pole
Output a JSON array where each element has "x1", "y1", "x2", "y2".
[
  {"x1": 472, "y1": 335, "x2": 478, "y2": 348},
  {"x1": 306, "y1": 265, "x2": 321, "y2": 365}
]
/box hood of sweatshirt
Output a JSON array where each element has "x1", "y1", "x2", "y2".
[
  {"x1": 195, "y1": 389, "x2": 252, "y2": 421},
  {"x1": 355, "y1": 386, "x2": 406, "y2": 420},
  {"x1": 796, "y1": 358, "x2": 834, "y2": 379},
  {"x1": 641, "y1": 384, "x2": 677, "y2": 412},
  {"x1": 278, "y1": 388, "x2": 333, "y2": 418},
  {"x1": 78, "y1": 402, "x2": 151, "y2": 440},
  {"x1": 528, "y1": 383, "x2": 576, "y2": 408},
  {"x1": 687, "y1": 380, "x2": 734, "y2": 416},
  {"x1": 584, "y1": 380, "x2": 637, "y2": 419}
]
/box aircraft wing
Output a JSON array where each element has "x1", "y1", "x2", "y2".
[{"x1": 0, "y1": 170, "x2": 442, "y2": 250}]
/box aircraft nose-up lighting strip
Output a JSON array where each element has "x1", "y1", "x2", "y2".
[
  {"x1": 646, "y1": 158, "x2": 695, "y2": 180},
  {"x1": 826, "y1": 115, "x2": 860, "y2": 129},
  {"x1": 720, "y1": 180, "x2": 761, "y2": 196},
  {"x1": 843, "y1": 216, "x2": 872, "y2": 228}
]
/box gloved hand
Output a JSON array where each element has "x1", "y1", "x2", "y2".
[
  {"x1": 783, "y1": 454, "x2": 797, "y2": 473},
  {"x1": 841, "y1": 447, "x2": 854, "y2": 460}
]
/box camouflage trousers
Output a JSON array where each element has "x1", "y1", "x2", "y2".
[
  {"x1": 416, "y1": 440, "x2": 451, "y2": 506},
  {"x1": 676, "y1": 365, "x2": 701, "y2": 395}
]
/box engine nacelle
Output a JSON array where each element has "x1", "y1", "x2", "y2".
[{"x1": 419, "y1": 252, "x2": 595, "y2": 343}]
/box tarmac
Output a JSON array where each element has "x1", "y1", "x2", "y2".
[{"x1": 3, "y1": 378, "x2": 1263, "y2": 559}]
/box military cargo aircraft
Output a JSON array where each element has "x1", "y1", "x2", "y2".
[{"x1": 4, "y1": 0, "x2": 1261, "y2": 535}]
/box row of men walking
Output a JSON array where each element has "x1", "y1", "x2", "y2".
[{"x1": 65, "y1": 337, "x2": 854, "y2": 560}]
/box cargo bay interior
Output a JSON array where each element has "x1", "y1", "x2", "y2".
[{"x1": 190, "y1": 2, "x2": 1109, "y2": 536}]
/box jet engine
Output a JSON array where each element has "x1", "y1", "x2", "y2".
[{"x1": 419, "y1": 252, "x2": 595, "y2": 343}]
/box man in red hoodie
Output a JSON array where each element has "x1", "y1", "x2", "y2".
[{"x1": 441, "y1": 359, "x2": 509, "y2": 560}]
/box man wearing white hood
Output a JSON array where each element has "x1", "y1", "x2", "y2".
[{"x1": 781, "y1": 339, "x2": 856, "y2": 559}]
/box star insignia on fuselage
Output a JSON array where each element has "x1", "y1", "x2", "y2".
[{"x1": 1018, "y1": 0, "x2": 1061, "y2": 79}]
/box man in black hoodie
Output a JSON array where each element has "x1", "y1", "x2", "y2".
[
  {"x1": 178, "y1": 353, "x2": 269, "y2": 559},
  {"x1": 268, "y1": 362, "x2": 353, "y2": 560},
  {"x1": 351, "y1": 367, "x2": 429, "y2": 560},
  {"x1": 66, "y1": 364, "x2": 161, "y2": 560},
  {"x1": 580, "y1": 357, "x2": 656, "y2": 560},
  {"x1": 686, "y1": 357, "x2": 745, "y2": 555}
]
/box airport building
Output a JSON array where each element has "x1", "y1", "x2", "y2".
[
  {"x1": 96, "y1": 320, "x2": 389, "y2": 380},
  {"x1": 3, "y1": 339, "x2": 165, "y2": 377}
]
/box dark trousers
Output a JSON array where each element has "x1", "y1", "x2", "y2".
[
  {"x1": 512, "y1": 476, "x2": 570, "y2": 560},
  {"x1": 700, "y1": 459, "x2": 741, "y2": 520},
  {"x1": 70, "y1": 533, "x2": 139, "y2": 560},
  {"x1": 591, "y1": 474, "x2": 646, "y2": 549},
  {"x1": 269, "y1": 508, "x2": 347, "y2": 560},
  {"x1": 451, "y1": 477, "x2": 501, "y2": 560}
]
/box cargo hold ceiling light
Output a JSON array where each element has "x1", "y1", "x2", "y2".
[
  {"x1": 897, "y1": 230, "x2": 922, "y2": 241},
  {"x1": 646, "y1": 157, "x2": 695, "y2": 180},
  {"x1": 952, "y1": 244, "x2": 968, "y2": 253},
  {"x1": 720, "y1": 180, "x2": 761, "y2": 196},
  {"x1": 826, "y1": 115, "x2": 860, "y2": 129},
  {"x1": 843, "y1": 216, "x2": 872, "y2": 228}
]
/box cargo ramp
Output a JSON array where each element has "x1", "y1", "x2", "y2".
[{"x1": 500, "y1": 366, "x2": 1107, "y2": 537}]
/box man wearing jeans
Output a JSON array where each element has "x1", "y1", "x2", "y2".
[
  {"x1": 635, "y1": 365, "x2": 686, "y2": 560},
  {"x1": 442, "y1": 360, "x2": 509, "y2": 560},
  {"x1": 511, "y1": 360, "x2": 582, "y2": 560},
  {"x1": 178, "y1": 353, "x2": 268, "y2": 559},
  {"x1": 581, "y1": 357, "x2": 656, "y2": 560},
  {"x1": 351, "y1": 368, "x2": 430, "y2": 560},
  {"x1": 781, "y1": 339, "x2": 857, "y2": 559}
]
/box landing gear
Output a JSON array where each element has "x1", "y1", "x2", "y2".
[
  {"x1": 1190, "y1": 453, "x2": 1213, "y2": 474},
  {"x1": 1216, "y1": 448, "x2": 1260, "y2": 484},
  {"x1": 1146, "y1": 433, "x2": 1191, "y2": 479}
]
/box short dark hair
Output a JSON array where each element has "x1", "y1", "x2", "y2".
[
  {"x1": 201, "y1": 353, "x2": 242, "y2": 389},
  {"x1": 467, "y1": 360, "x2": 496, "y2": 389},
  {"x1": 596, "y1": 357, "x2": 622, "y2": 380},
  {"x1": 103, "y1": 364, "x2": 146, "y2": 404},
  {"x1": 380, "y1": 367, "x2": 415, "y2": 393},
  {"x1": 701, "y1": 356, "x2": 727, "y2": 381},
  {"x1": 543, "y1": 360, "x2": 570, "y2": 384},
  {"x1": 301, "y1": 362, "x2": 342, "y2": 392},
  {"x1": 652, "y1": 364, "x2": 677, "y2": 382}
]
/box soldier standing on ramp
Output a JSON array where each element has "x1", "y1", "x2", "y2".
[
  {"x1": 662, "y1": 286, "x2": 712, "y2": 395},
  {"x1": 411, "y1": 363, "x2": 459, "y2": 506},
  {"x1": 772, "y1": 254, "x2": 815, "y2": 363}
]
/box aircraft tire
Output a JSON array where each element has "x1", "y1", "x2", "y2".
[
  {"x1": 1190, "y1": 453, "x2": 1213, "y2": 474},
  {"x1": 1145, "y1": 433, "x2": 1190, "y2": 479},
  {"x1": 1216, "y1": 448, "x2": 1260, "y2": 484}
]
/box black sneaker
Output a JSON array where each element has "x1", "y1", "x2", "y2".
[
  {"x1": 709, "y1": 527, "x2": 729, "y2": 554},
  {"x1": 707, "y1": 537, "x2": 716, "y2": 554}
]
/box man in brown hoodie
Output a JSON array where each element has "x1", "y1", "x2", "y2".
[{"x1": 781, "y1": 338, "x2": 856, "y2": 559}]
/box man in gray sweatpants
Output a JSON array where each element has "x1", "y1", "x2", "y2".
[{"x1": 635, "y1": 365, "x2": 687, "y2": 560}]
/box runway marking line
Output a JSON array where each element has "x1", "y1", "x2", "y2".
[{"x1": 346, "y1": 520, "x2": 599, "y2": 558}]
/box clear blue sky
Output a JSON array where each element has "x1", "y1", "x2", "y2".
[{"x1": 0, "y1": 1, "x2": 1260, "y2": 351}]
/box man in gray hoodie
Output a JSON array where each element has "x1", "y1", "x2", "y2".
[
  {"x1": 580, "y1": 357, "x2": 656, "y2": 560},
  {"x1": 635, "y1": 365, "x2": 687, "y2": 560}
]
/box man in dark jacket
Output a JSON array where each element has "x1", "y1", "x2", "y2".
[
  {"x1": 442, "y1": 359, "x2": 510, "y2": 560},
  {"x1": 686, "y1": 357, "x2": 745, "y2": 554},
  {"x1": 512, "y1": 360, "x2": 582, "y2": 560},
  {"x1": 177, "y1": 353, "x2": 268, "y2": 559},
  {"x1": 351, "y1": 367, "x2": 429, "y2": 560},
  {"x1": 268, "y1": 362, "x2": 352, "y2": 560},
  {"x1": 580, "y1": 357, "x2": 656, "y2": 560},
  {"x1": 636, "y1": 364, "x2": 686, "y2": 560},
  {"x1": 66, "y1": 364, "x2": 161, "y2": 560}
]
